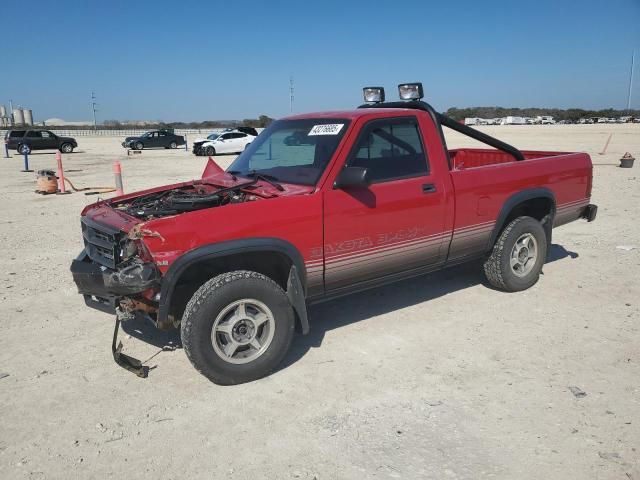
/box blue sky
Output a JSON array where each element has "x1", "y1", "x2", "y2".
[{"x1": 1, "y1": 0, "x2": 639, "y2": 122}]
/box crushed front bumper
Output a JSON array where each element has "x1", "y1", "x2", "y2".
[{"x1": 70, "y1": 251, "x2": 160, "y2": 313}]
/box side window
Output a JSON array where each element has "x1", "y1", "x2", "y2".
[
  {"x1": 349, "y1": 118, "x2": 429, "y2": 183},
  {"x1": 10, "y1": 130, "x2": 26, "y2": 138},
  {"x1": 220, "y1": 134, "x2": 232, "y2": 140},
  {"x1": 158, "y1": 131, "x2": 167, "y2": 137},
  {"x1": 231, "y1": 133, "x2": 247, "y2": 139},
  {"x1": 41, "y1": 131, "x2": 51, "y2": 138},
  {"x1": 26, "y1": 131, "x2": 42, "y2": 138}
]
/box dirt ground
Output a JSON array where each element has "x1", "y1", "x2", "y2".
[{"x1": 0, "y1": 124, "x2": 638, "y2": 479}]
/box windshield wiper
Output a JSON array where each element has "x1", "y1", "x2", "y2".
[{"x1": 228, "y1": 170, "x2": 284, "y2": 191}]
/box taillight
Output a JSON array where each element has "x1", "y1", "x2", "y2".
[{"x1": 586, "y1": 167, "x2": 593, "y2": 198}]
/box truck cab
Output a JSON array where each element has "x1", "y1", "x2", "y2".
[{"x1": 71, "y1": 83, "x2": 597, "y2": 385}]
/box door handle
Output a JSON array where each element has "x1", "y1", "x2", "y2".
[{"x1": 422, "y1": 183, "x2": 437, "y2": 194}]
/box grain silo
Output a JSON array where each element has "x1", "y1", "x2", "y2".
[
  {"x1": 23, "y1": 109, "x2": 33, "y2": 126},
  {"x1": 12, "y1": 108, "x2": 25, "y2": 125},
  {"x1": 0, "y1": 105, "x2": 6, "y2": 117}
]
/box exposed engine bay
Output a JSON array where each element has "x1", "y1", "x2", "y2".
[{"x1": 113, "y1": 182, "x2": 259, "y2": 220}]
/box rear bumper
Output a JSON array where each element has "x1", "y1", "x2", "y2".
[
  {"x1": 70, "y1": 251, "x2": 160, "y2": 314},
  {"x1": 581, "y1": 204, "x2": 598, "y2": 222}
]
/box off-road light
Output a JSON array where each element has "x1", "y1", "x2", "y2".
[
  {"x1": 363, "y1": 87, "x2": 385, "y2": 103},
  {"x1": 398, "y1": 83, "x2": 424, "y2": 100}
]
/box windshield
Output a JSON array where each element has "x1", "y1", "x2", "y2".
[
  {"x1": 227, "y1": 118, "x2": 350, "y2": 186},
  {"x1": 207, "y1": 133, "x2": 220, "y2": 140},
  {"x1": 141, "y1": 132, "x2": 152, "y2": 138}
]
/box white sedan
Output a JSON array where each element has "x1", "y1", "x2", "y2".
[{"x1": 194, "y1": 130, "x2": 254, "y2": 156}]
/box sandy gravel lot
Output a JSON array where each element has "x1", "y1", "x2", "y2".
[{"x1": 0, "y1": 124, "x2": 638, "y2": 479}]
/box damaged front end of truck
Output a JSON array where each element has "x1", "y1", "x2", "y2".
[{"x1": 70, "y1": 164, "x2": 272, "y2": 377}]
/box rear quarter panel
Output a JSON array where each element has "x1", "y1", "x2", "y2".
[{"x1": 448, "y1": 152, "x2": 592, "y2": 260}]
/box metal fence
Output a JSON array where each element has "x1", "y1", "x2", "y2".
[
  {"x1": 1, "y1": 127, "x2": 265, "y2": 138},
  {"x1": 0, "y1": 128, "x2": 225, "y2": 138}
]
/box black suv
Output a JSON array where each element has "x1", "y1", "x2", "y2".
[{"x1": 5, "y1": 130, "x2": 78, "y2": 154}]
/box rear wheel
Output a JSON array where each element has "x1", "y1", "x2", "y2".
[
  {"x1": 60, "y1": 143, "x2": 74, "y2": 153},
  {"x1": 134, "y1": 141, "x2": 144, "y2": 150},
  {"x1": 169, "y1": 141, "x2": 178, "y2": 149},
  {"x1": 483, "y1": 216, "x2": 547, "y2": 292},
  {"x1": 205, "y1": 146, "x2": 216, "y2": 156},
  {"x1": 181, "y1": 270, "x2": 295, "y2": 385}
]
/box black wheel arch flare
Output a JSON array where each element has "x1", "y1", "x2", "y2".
[
  {"x1": 157, "y1": 237, "x2": 308, "y2": 326},
  {"x1": 487, "y1": 187, "x2": 557, "y2": 253}
]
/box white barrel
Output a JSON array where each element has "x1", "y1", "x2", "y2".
[
  {"x1": 23, "y1": 109, "x2": 33, "y2": 126},
  {"x1": 12, "y1": 108, "x2": 25, "y2": 125}
]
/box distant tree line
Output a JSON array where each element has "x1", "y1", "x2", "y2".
[
  {"x1": 445, "y1": 107, "x2": 640, "y2": 121},
  {"x1": 96, "y1": 115, "x2": 275, "y2": 130}
]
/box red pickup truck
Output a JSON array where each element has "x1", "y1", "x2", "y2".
[{"x1": 71, "y1": 83, "x2": 597, "y2": 384}]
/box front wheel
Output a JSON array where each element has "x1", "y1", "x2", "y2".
[
  {"x1": 60, "y1": 143, "x2": 74, "y2": 153},
  {"x1": 134, "y1": 141, "x2": 144, "y2": 150},
  {"x1": 181, "y1": 270, "x2": 295, "y2": 385},
  {"x1": 18, "y1": 144, "x2": 31, "y2": 155},
  {"x1": 483, "y1": 216, "x2": 547, "y2": 292},
  {"x1": 205, "y1": 146, "x2": 216, "y2": 156}
]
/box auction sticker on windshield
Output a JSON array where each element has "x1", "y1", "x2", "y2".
[{"x1": 308, "y1": 124, "x2": 344, "y2": 136}]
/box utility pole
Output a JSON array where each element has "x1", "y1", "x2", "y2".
[
  {"x1": 289, "y1": 76, "x2": 294, "y2": 114},
  {"x1": 627, "y1": 51, "x2": 635, "y2": 113},
  {"x1": 91, "y1": 91, "x2": 98, "y2": 130}
]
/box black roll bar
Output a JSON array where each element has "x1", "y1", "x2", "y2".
[{"x1": 358, "y1": 101, "x2": 526, "y2": 162}]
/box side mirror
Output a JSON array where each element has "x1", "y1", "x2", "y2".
[{"x1": 334, "y1": 166, "x2": 371, "y2": 189}]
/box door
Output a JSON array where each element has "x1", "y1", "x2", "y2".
[
  {"x1": 146, "y1": 132, "x2": 160, "y2": 148},
  {"x1": 323, "y1": 116, "x2": 449, "y2": 291},
  {"x1": 216, "y1": 133, "x2": 234, "y2": 153},
  {"x1": 157, "y1": 130, "x2": 168, "y2": 147},
  {"x1": 24, "y1": 130, "x2": 44, "y2": 150},
  {"x1": 41, "y1": 131, "x2": 58, "y2": 149},
  {"x1": 230, "y1": 132, "x2": 249, "y2": 152}
]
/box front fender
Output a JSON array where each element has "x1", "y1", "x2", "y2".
[{"x1": 157, "y1": 237, "x2": 308, "y2": 324}]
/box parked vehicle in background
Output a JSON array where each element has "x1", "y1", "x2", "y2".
[
  {"x1": 121, "y1": 129, "x2": 185, "y2": 150},
  {"x1": 535, "y1": 116, "x2": 556, "y2": 125},
  {"x1": 5, "y1": 129, "x2": 77, "y2": 154},
  {"x1": 464, "y1": 117, "x2": 484, "y2": 126},
  {"x1": 193, "y1": 128, "x2": 256, "y2": 156},
  {"x1": 501, "y1": 116, "x2": 527, "y2": 125},
  {"x1": 71, "y1": 82, "x2": 598, "y2": 385}
]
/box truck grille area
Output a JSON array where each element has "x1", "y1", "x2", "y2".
[{"x1": 81, "y1": 217, "x2": 122, "y2": 269}]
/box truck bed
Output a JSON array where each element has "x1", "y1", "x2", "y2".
[
  {"x1": 449, "y1": 148, "x2": 569, "y2": 170},
  {"x1": 446, "y1": 148, "x2": 593, "y2": 261}
]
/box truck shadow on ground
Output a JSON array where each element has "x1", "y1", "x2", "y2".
[
  {"x1": 121, "y1": 244, "x2": 577, "y2": 371},
  {"x1": 278, "y1": 243, "x2": 577, "y2": 371}
]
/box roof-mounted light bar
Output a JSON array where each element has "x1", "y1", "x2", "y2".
[
  {"x1": 398, "y1": 82, "x2": 424, "y2": 101},
  {"x1": 363, "y1": 87, "x2": 385, "y2": 103}
]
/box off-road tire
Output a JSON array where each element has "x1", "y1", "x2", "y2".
[
  {"x1": 483, "y1": 216, "x2": 547, "y2": 292},
  {"x1": 181, "y1": 270, "x2": 295, "y2": 385},
  {"x1": 60, "y1": 143, "x2": 74, "y2": 153},
  {"x1": 134, "y1": 141, "x2": 144, "y2": 150},
  {"x1": 205, "y1": 146, "x2": 216, "y2": 156}
]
